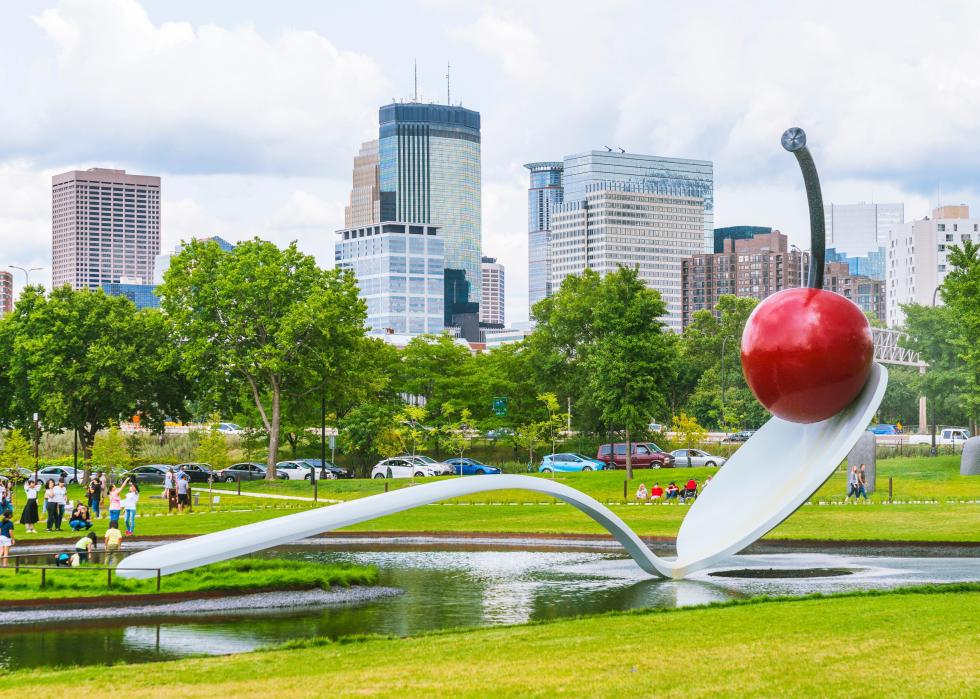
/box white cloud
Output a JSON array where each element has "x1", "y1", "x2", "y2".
[{"x1": 452, "y1": 11, "x2": 544, "y2": 80}]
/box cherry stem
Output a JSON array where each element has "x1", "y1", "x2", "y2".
[{"x1": 781, "y1": 128, "x2": 825, "y2": 290}]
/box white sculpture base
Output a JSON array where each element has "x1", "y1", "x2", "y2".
[{"x1": 119, "y1": 364, "x2": 887, "y2": 581}]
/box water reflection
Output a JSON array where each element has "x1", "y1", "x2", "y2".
[{"x1": 1, "y1": 548, "x2": 977, "y2": 671}]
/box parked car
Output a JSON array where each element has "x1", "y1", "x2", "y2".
[
  {"x1": 723, "y1": 430, "x2": 756, "y2": 443},
  {"x1": 122, "y1": 464, "x2": 172, "y2": 484},
  {"x1": 443, "y1": 458, "x2": 501, "y2": 475},
  {"x1": 1, "y1": 468, "x2": 36, "y2": 483},
  {"x1": 216, "y1": 422, "x2": 244, "y2": 435},
  {"x1": 174, "y1": 463, "x2": 215, "y2": 483},
  {"x1": 669, "y1": 449, "x2": 727, "y2": 468},
  {"x1": 399, "y1": 454, "x2": 454, "y2": 475},
  {"x1": 867, "y1": 424, "x2": 898, "y2": 435},
  {"x1": 35, "y1": 466, "x2": 85, "y2": 484},
  {"x1": 485, "y1": 428, "x2": 514, "y2": 440},
  {"x1": 297, "y1": 458, "x2": 352, "y2": 480},
  {"x1": 909, "y1": 428, "x2": 972, "y2": 446},
  {"x1": 371, "y1": 458, "x2": 440, "y2": 479},
  {"x1": 539, "y1": 453, "x2": 606, "y2": 473},
  {"x1": 218, "y1": 462, "x2": 288, "y2": 482},
  {"x1": 597, "y1": 443, "x2": 674, "y2": 469},
  {"x1": 648, "y1": 422, "x2": 665, "y2": 432}
]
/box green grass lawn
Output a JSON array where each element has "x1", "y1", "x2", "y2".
[
  {"x1": 0, "y1": 558, "x2": 376, "y2": 601},
  {"x1": 3, "y1": 585, "x2": 977, "y2": 696}
]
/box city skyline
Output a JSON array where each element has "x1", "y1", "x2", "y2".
[{"x1": 3, "y1": 1, "x2": 980, "y2": 324}]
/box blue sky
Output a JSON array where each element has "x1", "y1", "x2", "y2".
[{"x1": 2, "y1": 0, "x2": 979, "y2": 322}]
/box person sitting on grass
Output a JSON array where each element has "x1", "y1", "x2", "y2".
[
  {"x1": 74, "y1": 530, "x2": 97, "y2": 564},
  {"x1": 0, "y1": 511, "x2": 14, "y2": 567},
  {"x1": 665, "y1": 482, "x2": 679, "y2": 500},
  {"x1": 69, "y1": 503, "x2": 93, "y2": 530},
  {"x1": 104, "y1": 524, "x2": 123, "y2": 564},
  {"x1": 635, "y1": 483, "x2": 648, "y2": 501},
  {"x1": 650, "y1": 483, "x2": 664, "y2": 501}
]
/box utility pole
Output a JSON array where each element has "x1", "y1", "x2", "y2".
[
  {"x1": 567, "y1": 396, "x2": 571, "y2": 433},
  {"x1": 446, "y1": 61, "x2": 451, "y2": 105},
  {"x1": 32, "y1": 412, "x2": 40, "y2": 480}
]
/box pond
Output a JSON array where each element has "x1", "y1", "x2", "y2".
[{"x1": 1, "y1": 544, "x2": 977, "y2": 671}]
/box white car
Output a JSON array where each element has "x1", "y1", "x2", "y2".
[
  {"x1": 35, "y1": 466, "x2": 85, "y2": 484},
  {"x1": 216, "y1": 422, "x2": 244, "y2": 435},
  {"x1": 670, "y1": 449, "x2": 727, "y2": 468},
  {"x1": 371, "y1": 458, "x2": 440, "y2": 479},
  {"x1": 276, "y1": 460, "x2": 321, "y2": 481},
  {"x1": 400, "y1": 454, "x2": 454, "y2": 476}
]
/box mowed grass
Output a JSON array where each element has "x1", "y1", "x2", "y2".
[
  {"x1": 3, "y1": 585, "x2": 977, "y2": 697},
  {"x1": 0, "y1": 558, "x2": 377, "y2": 601}
]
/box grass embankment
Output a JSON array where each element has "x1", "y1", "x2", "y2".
[
  {"x1": 3, "y1": 585, "x2": 977, "y2": 696},
  {"x1": 0, "y1": 558, "x2": 376, "y2": 602}
]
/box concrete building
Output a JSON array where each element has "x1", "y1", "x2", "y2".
[
  {"x1": 524, "y1": 161, "x2": 563, "y2": 315},
  {"x1": 713, "y1": 226, "x2": 771, "y2": 253},
  {"x1": 480, "y1": 256, "x2": 505, "y2": 326},
  {"x1": 681, "y1": 231, "x2": 807, "y2": 328},
  {"x1": 345, "y1": 140, "x2": 381, "y2": 228},
  {"x1": 887, "y1": 205, "x2": 980, "y2": 328},
  {"x1": 825, "y1": 202, "x2": 904, "y2": 257},
  {"x1": 562, "y1": 150, "x2": 714, "y2": 252},
  {"x1": 378, "y1": 103, "x2": 482, "y2": 326},
  {"x1": 52, "y1": 168, "x2": 161, "y2": 290},
  {"x1": 335, "y1": 221, "x2": 445, "y2": 335},
  {"x1": 0, "y1": 270, "x2": 12, "y2": 315},
  {"x1": 551, "y1": 184, "x2": 706, "y2": 332},
  {"x1": 681, "y1": 231, "x2": 886, "y2": 328}
]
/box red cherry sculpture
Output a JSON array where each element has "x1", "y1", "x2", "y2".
[{"x1": 741, "y1": 287, "x2": 873, "y2": 423}]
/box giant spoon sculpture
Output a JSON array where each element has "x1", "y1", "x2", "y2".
[{"x1": 120, "y1": 129, "x2": 887, "y2": 581}]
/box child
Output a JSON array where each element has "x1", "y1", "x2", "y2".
[
  {"x1": 104, "y1": 523, "x2": 123, "y2": 564},
  {"x1": 75, "y1": 530, "x2": 97, "y2": 563},
  {"x1": 0, "y1": 511, "x2": 14, "y2": 567}
]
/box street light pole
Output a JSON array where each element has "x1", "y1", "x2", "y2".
[
  {"x1": 929, "y1": 285, "x2": 942, "y2": 457},
  {"x1": 8, "y1": 265, "x2": 43, "y2": 286},
  {"x1": 720, "y1": 335, "x2": 733, "y2": 434}
]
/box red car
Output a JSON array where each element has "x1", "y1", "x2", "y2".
[{"x1": 597, "y1": 443, "x2": 675, "y2": 469}]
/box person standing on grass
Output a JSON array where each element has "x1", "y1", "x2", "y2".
[
  {"x1": 74, "y1": 530, "x2": 97, "y2": 563},
  {"x1": 104, "y1": 523, "x2": 123, "y2": 564},
  {"x1": 122, "y1": 482, "x2": 140, "y2": 535},
  {"x1": 163, "y1": 468, "x2": 175, "y2": 512},
  {"x1": 0, "y1": 511, "x2": 14, "y2": 566},
  {"x1": 107, "y1": 480, "x2": 125, "y2": 529},
  {"x1": 99, "y1": 472, "x2": 108, "y2": 511},
  {"x1": 0, "y1": 480, "x2": 9, "y2": 515},
  {"x1": 52, "y1": 477, "x2": 67, "y2": 530},
  {"x1": 176, "y1": 471, "x2": 190, "y2": 513},
  {"x1": 20, "y1": 479, "x2": 40, "y2": 534},
  {"x1": 857, "y1": 464, "x2": 870, "y2": 502},
  {"x1": 43, "y1": 479, "x2": 58, "y2": 531},
  {"x1": 846, "y1": 465, "x2": 860, "y2": 503},
  {"x1": 87, "y1": 478, "x2": 102, "y2": 519}
]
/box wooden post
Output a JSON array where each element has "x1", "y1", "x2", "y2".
[
  {"x1": 237, "y1": 474, "x2": 241, "y2": 496},
  {"x1": 888, "y1": 476, "x2": 893, "y2": 502},
  {"x1": 107, "y1": 567, "x2": 112, "y2": 589},
  {"x1": 41, "y1": 567, "x2": 46, "y2": 589},
  {"x1": 385, "y1": 482, "x2": 389, "y2": 493},
  {"x1": 156, "y1": 569, "x2": 161, "y2": 592},
  {"x1": 623, "y1": 480, "x2": 627, "y2": 501}
]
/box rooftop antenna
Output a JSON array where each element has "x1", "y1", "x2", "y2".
[
  {"x1": 446, "y1": 61, "x2": 451, "y2": 105},
  {"x1": 413, "y1": 60, "x2": 418, "y2": 102},
  {"x1": 618, "y1": 147, "x2": 626, "y2": 153},
  {"x1": 604, "y1": 146, "x2": 612, "y2": 152}
]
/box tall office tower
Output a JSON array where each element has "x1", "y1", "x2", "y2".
[
  {"x1": 551, "y1": 185, "x2": 705, "y2": 332},
  {"x1": 0, "y1": 270, "x2": 12, "y2": 315},
  {"x1": 524, "y1": 161, "x2": 564, "y2": 315},
  {"x1": 825, "y1": 202, "x2": 904, "y2": 256},
  {"x1": 345, "y1": 140, "x2": 381, "y2": 228},
  {"x1": 713, "y1": 226, "x2": 772, "y2": 253},
  {"x1": 562, "y1": 150, "x2": 714, "y2": 252},
  {"x1": 681, "y1": 231, "x2": 808, "y2": 328},
  {"x1": 51, "y1": 168, "x2": 161, "y2": 290},
  {"x1": 886, "y1": 205, "x2": 980, "y2": 328},
  {"x1": 335, "y1": 221, "x2": 445, "y2": 335},
  {"x1": 480, "y1": 256, "x2": 505, "y2": 327},
  {"x1": 378, "y1": 103, "x2": 482, "y2": 327}
]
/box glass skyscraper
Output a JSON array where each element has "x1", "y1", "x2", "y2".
[
  {"x1": 524, "y1": 161, "x2": 563, "y2": 316},
  {"x1": 378, "y1": 103, "x2": 481, "y2": 324},
  {"x1": 562, "y1": 151, "x2": 714, "y2": 252}
]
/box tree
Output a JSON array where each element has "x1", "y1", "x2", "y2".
[
  {"x1": 195, "y1": 417, "x2": 232, "y2": 473},
  {"x1": 2, "y1": 286, "x2": 187, "y2": 478},
  {"x1": 160, "y1": 239, "x2": 366, "y2": 478},
  {"x1": 513, "y1": 419, "x2": 547, "y2": 470},
  {"x1": 398, "y1": 335, "x2": 472, "y2": 417},
  {"x1": 440, "y1": 405, "x2": 474, "y2": 468},
  {"x1": 671, "y1": 412, "x2": 707, "y2": 467},
  {"x1": 939, "y1": 240, "x2": 980, "y2": 429},
  {"x1": 0, "y1": 429, "x2": 33, "y2": 478},
  {"x1": 91, "y1": 423, "x2": 132, "y2": 478}
]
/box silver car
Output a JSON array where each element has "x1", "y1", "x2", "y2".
[{"x1": 669, "y1": 449, "x2": 726, "y2": 468}]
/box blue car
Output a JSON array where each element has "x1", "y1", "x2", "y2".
[
  {"x1": 867, "y1": 424, "x2": 898, "y2": 435},
  {"x1": 444, "y1": 457, "x2": 501, "y2": 476},
  {"x1": 539, "y1": 453, "x2": 606, "y2": 473}
]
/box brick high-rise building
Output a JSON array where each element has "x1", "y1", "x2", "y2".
[
  {"x1": 0, "y1": 270, "x2": 13, "y2": 315},
  {"x1": 52, "y1": 168, "x2": 161, "y2": 290},
  {"x1": 681, "y1": 231, "x2": 885, "y2": 327}
]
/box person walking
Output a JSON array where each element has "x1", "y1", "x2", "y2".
[
  {"x1": 87, "y1": 478, "x2": 102, "y2": 519},
  {"x1": 176, "y1": 471, "x2": 190, "y2": 513},
  {"x1": 52, "y1": 477, "x2": 67, "y2": 530},
  {"x1": 857, "y1": 464, "x2": 870, "y2": 502},
  {"x1": 20, "y1": 479, "x2": 40, "y2": 534},
  {"x1": 107, "y1": 480, "x2": 125, "y2": 530},
  {"x1": 0, "y1": 510, "x2": 14, "y2": 566},
  {"x1": 163, "y1": 468, "x2": 175, "y2": 512},
  {"x1": 122, "y1": 482, "x2": 140, "y2": 535},
  {"x1": 43, "y1": 479, "x2": 58, "y2": 532},
  {"x1": 846, "y1": 466, "x2": 860, "y2": 503}
]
